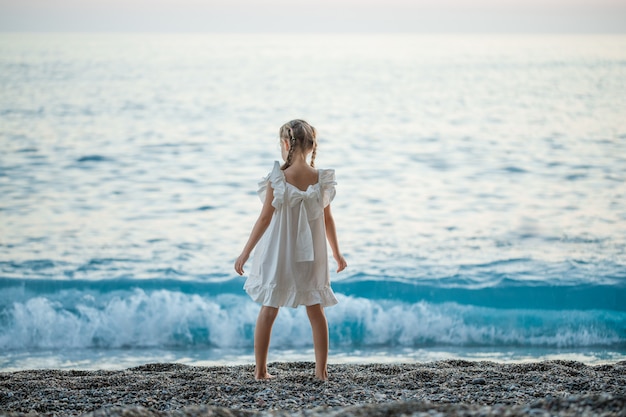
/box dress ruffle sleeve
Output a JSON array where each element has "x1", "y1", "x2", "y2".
[
  {"x1": 257, "y1": 161, "x2": 285, "y2": 208},
  {"x1": 318, "y1": 169, "x2": 336, "y2": 208}
]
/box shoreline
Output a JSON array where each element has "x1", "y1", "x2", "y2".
[{"x1": 1, "y1": 360, "x2": 625, "y2": 416}]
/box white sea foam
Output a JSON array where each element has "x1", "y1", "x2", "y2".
[{"x1": 1, "y1": 290, "x2": 623, "y2": 351}]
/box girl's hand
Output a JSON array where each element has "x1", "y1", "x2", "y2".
[
  {"x1": 334, "y1": 254, "x2": 347, "y2": 273},
  {"x1": 234, "y1": 252, "x2": 249, "y2": 276}
]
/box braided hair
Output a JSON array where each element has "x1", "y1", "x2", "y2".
[{"x1": 279, "y1": 119, "x2": 317, "y2": 170}]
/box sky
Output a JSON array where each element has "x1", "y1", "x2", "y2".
[{"x1": 1, "y1": 0, "x2": 625, "y2": 32}]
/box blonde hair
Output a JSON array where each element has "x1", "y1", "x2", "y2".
[{"x1": 279, "y1": 119, "x2": 318, "y2": 170}]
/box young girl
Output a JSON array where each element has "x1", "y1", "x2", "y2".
[{"x1": 234, "y1": 119, "x2": 347, "y2": 381}]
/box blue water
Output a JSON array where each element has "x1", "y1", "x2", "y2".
[{"x1": 1, "y1": 33, "x2": 625, "y2": 370}]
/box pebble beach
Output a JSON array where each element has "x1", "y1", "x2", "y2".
[{"x1": 1, "y1": 360, "x2": 625, "y2": 417}]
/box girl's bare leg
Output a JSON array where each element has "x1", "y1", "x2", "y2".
[
  {"x1": 254, "y1": 306, "x2": 279, "y2": 380},
  {"x1": 306, "y1": 304, "x2": 329, "y2": 380}
]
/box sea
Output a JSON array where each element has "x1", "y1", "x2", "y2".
[{"x1": 1, "y1": 33, "x2": 625, "y2": 371}]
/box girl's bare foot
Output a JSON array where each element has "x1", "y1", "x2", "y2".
[
  {"x1": 255, "y1": 372, "x2": 275, "y2": 381},
  {"x1": 315, "y1": 369, "x2": 328, "y2": 381}
]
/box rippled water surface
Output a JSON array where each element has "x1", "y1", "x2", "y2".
[{"x1": 1, "y1": 34, "x2": 625, "y2": 369}]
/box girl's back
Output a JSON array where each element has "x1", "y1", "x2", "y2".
[{"x1": 283, "y1": 165, "x2": 319, "y2": 191}]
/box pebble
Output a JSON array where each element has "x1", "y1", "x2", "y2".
[{"x1": 0, "y1": 360, "x2": 624, "y2": 417}]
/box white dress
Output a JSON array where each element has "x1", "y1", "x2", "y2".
[{"x1": 244, "y1": 161, "x2": 339, "y2": 308}]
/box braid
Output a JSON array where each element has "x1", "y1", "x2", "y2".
[
  {"x1": 310, "y1": 141, "x2": 317, "y2": 168},
  {"x1": 309, "y1": 124, "x2": 317, "y2": 168},
  {"x1": 283, "y1": 127, "x2": 296, "y2": 170}
]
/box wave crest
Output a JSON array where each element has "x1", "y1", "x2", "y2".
[{"x1": 1, "y1": 289, "x2": 624, "y2": 350}]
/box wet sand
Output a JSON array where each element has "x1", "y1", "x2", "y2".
[{"x1": 1, "y1": 360, "x2": 625, "y2": 416}]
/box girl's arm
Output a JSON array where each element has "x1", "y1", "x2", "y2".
[
  {"x1": 323, "y1": 204, "x2": 347, "y2": 273},
  {"x1": 234, "y1": 186, "x2": 275, "y2": 275}
]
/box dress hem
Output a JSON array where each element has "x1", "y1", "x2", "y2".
[{"x1": 244, "y1": 283, "x2": 339, "y2": 309}]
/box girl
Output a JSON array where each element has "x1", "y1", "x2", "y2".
[{"x1": 234, "y1": 119, "x2": 347, "y2": 381}]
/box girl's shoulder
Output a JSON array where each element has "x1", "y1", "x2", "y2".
[
  {"x1": 317, "y1": 168, "x2": 336, "y2": 185},
  {"x1": 257, "y1": 161, "x2": 286, "y2": 207},
  {"x1": 265, "y1": 161, "x2": 289, "y2": 187},
  {"x1": 268, "y1": 160, "x2": 284, "y2": 179},
  {"x1": 317, "y1": 167, "x2": 337, "y2": 207}
]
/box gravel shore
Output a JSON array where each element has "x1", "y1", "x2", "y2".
[{"x1": 1, "y1": 360, "x2": 625, "y2": 417}]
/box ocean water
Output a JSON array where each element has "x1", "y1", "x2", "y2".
[{"x1": 1, "y1": 33, "x2": 625, "y2": 371}]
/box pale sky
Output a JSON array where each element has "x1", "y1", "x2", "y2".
[{"x1": 1, "y1": 0, "x2": 625, "y2": 32}]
